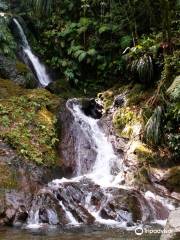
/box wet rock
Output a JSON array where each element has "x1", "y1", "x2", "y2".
[
  {"x1": 29, "y1": 177, "x2": 168, "y2": 227},
  {"x1": 81, "y1": 98, "x2": 103, "y2": 119},
  {"x1": 160, "y1": 208, "x2": 180, "y2": 240},
  {"x1": 58, "y1": 100, "x2": 97, "y2": 175}
]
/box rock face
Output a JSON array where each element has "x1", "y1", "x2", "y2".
[
  {"x1": 0, "y1": 139, "x2": 61, "y2": 226},
  {"x1": 0, "y1": 55, "x2": 37, "y2": 87},
  {"x1": 58, "y1": 99, "x2": 101, "y2": 175},
  {"x1": 160, "y1": 208, "x2": 180, "y2": 240}
]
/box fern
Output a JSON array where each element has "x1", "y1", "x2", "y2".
[
  {"x1": 135, "y1": 54, "x2": 154, "y2": 84},
  {"x1": 0, "y1": 17, "x2": 16, "y2": 57},
  {"x1": 144, "y1": 106, "x2": 163, "y2": 145},
  {"x1": 0, "y1": 1, "x2": 8, "y2": 11},
  {"x1": 120, "y1": 35, "x2": 132, "y2": 49},
  {"x1": 167, "y1": 76, "x2": 180, "y2": 101},
  {"x1": 26, "y1": 0, "x2": 54, "y2": 15},
  {"x1": 78, "y1": 52, "x2": 87, "y2": 62}
]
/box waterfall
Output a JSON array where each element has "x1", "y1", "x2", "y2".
[
  {"x1": 26, "y1": 99, "x2": 175, "y2": 229},
  {"x1": 13, "y1": 18, "x2": 51, "y2": 87},
  {"x1": 66, "y1": 100, "x2": 124, "y2": 186}
]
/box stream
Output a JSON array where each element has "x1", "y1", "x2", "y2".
[
  {"x1": 3, "y1": 18, "x2": 177, "y2": 240},
  {"x1": 0, "y1": 226, "x2": 161, "y2": 240}
]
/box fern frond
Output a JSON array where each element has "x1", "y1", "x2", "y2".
[
  {"x1": 144, "y1": 106, "x2": 163, "y2": 145},
  {"x1": 167, "y1": 76, "x2": 180, "y2": 101}
]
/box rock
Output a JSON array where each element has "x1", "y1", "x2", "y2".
[
  {"x1": 81, "y1": 98, "x2": 103, "y2": 119},
  {"x1": 113, "y1": 94, "x2": 125, "y2": 108},
  {"x1": 27, "y1": 177, "x2": 169, "y2": 226},
  {"x1": 162, "y1": 167, "x2": 180, "y2": 193},
  {"x1": 0, "y1": 55, "x2": 37, "y2": 87},
  {"x1": 0, "y1": 139, "x2": 62, "y2": 226},
  {"x1": 58, "y1": 99, "x2": 97, "y2": 175},
  {"x1": 160, "y1": 208, "x2": 180, "y2": 240}
]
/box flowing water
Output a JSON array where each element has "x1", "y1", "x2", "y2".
[
  {"x1": 12, "y1": 18, "x2": 51, "y2": 87},
  {"x1": 24, "y1": 100, "x2": 174, "y2": 231},
  {"x1": 0, "y1": 226, "x2": 161, "y2": 240},
  {"x1": 0, "y1": 14, "x2": 176, "y2": 240}
]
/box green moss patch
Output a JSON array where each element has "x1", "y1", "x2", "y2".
[
  {"x1": 0, "y1": 80, "x2": 61, "y2": 166},
  {"x1": 0, "y1": 163, "x2": 17, "y2": 189},
  {"x1": 0, "y1": 78, "x2": 25, "y2": 99},
  {"x1": 165, "y1": 167, "x2": 180, "y2": 192},
  {"x1": 97, "y1": 90, "x2": 114, "y2": 111},
  {"x1": 113, "y1": 107, "x2": 142, "y2": 138},
  {"x1": 16, "y1": 61, "x2": 29, "y2": 74}
]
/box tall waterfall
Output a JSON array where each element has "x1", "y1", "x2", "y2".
[
  {"x1": 26, "y1": 100, "x2": 174, "y2": 229},
  {"x1": 13, "y1": 18, "x2": 51, "y2": 87}
]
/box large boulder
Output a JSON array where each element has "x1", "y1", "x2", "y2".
[
  {"x1": 160, "y1": 208, "x2": 180, "y2": 240},
  {"x1": 58, "y1": 99, "x2": 98, "y2": 175}
]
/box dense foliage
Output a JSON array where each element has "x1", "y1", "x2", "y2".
[
  {"x1": 0, "y1": 16, "x2": 16, "y2": 57},
  {"x1": 19, "y1": 0, "x2": 179, "y2": 91}
]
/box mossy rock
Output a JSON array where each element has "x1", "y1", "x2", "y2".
[
  {"x1": 0, "y1": 80, "x2": 61, "y2": 166},
  {"x1": 16, "y1": 61, "x2": 28, "y2": 74},
  {"x1": 97, "y1": 90, "x2": 114, "y2": 111},
  {"x1": 134, "y1": 143, "x2": 152, "y2": 156},
  {"x1": 47, "y1": 79, "x2": 84, "y2": 99},
  {"x1": 134, "y1": 166, "x2": 151, "y2": 187},
  {"x1": 133, "y1": 142, "x2": 163, "y2": 166},
  {"x1": 16, "y1": 61, "x2": 38, "y2": 88},
  {"x1": 165, "y1": 167, "x2": 180, "y2": 193},
  {"x1": 0, "y1": 163, "x2": 17, "y2": 189},
  {"x1": 126, "y1": 84, "x2": 148, "y2": 106},
  {"x1": 113, "y1": 107, "x2": 142, "y2": 138},
  {"x1": 0, "y1": 78, "x2": 25, "y2": 99}
]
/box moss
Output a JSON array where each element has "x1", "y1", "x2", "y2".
[
  {"x1": 134, "y1": 143, "x2": 152, "y2": 156},
  {"x1": 134, "y1": 166, "x2": 150, "y2": 187},
  {"x1": 127, "y1": 84, "x2": 154, "y2": 107},
  {"x1": 0, "y1": 163, "x2": 17, "y2": 189},
  {"x1": 16, "y1": 61, "x2": 29, "y2": 74},
  {"x1": 0, "y1": 78, "x2": 25, "y2": 99},
  {"x1": 97, "y1": 90, "x2": 114, "y2": 111},
  {"x1": 0, "y1": 80, "x2": 61, "y2": 166},
  {"x1": 113, "y1": 107, "x2": 142, "y2": 138},
  {"x1": 133, "y1": 142, "x2": 163, "y2": 166},
  {"x1": 47, "y1": 79, "x2": 85, "y2": 99},
  {"x1": 166, "y1": 167, "x2": 180, "y2": 192},
  {"x1": 134, "y1": 143, "x2": 153, "y2": 164}
]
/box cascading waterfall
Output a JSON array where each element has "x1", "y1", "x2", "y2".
[
  {"x1": 13, "y1": 18, "x2": 51, "y2": 87},
  {"x1": 66, "y1": 100, "x2": 125, "y2": 186},
  {"x1": 26, "y1": 99, "x2": 175, "y2": 229}
]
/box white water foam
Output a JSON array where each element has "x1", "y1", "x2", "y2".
[
  {"x1": 67, "y1": 102, "x2": 124, "y2": 187},
  {"x1": 59, "y1": 201, "x2": 79, "y2": 225}
]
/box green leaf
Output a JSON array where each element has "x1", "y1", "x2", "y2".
[
  {"x1": 87, "y1": 49, "x2": 97, "y2": 56},
  {"x1": 78, "y1": 52, "x2": 87, "y2": 62},
  {"x1": 99, "y1": 25, "x2": 110, "y2": 34}
]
